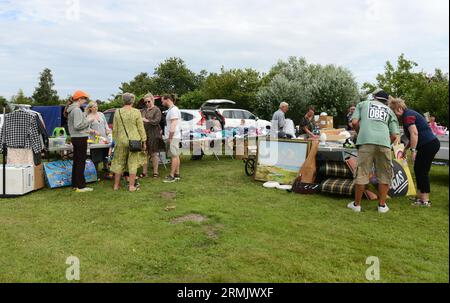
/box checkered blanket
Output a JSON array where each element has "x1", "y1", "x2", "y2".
[
  {"x1": 318, "y1": 161, "x2": 353, "y2": 179},
  {"x1": 320, "y1": 178, "x2": 355, "y2": 196}
]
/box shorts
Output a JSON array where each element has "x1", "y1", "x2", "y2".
[
  {"x1": 166, "y1": 138, "x2": 181, "y2": 158},
  {"x1": 355, "y1": 144, "x2": 393, "y2": 185}
]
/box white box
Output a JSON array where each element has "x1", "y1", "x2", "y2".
[
  {"x1": 0, "y1": 165, "x2": 34, "y2": 196},
  {"x1": 49, "y1": 137, "x2": 66, "y2": 149}
]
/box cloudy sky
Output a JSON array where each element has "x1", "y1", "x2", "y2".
[{"x1": 0, "y1": 0, "x2": 448, "y2": 100}]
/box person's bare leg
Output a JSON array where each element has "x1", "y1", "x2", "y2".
[
  {"x1": 421, "y1": 192, "x2": 430, "y2": 202},
  {"x1": 171, "y1": 157, "x2": 179, "y2": 177},
  {"x1": 142, "y1": 157, "x2": 149, "y2": 176},
  {"x1": 151, "y1": 153, "x2": 159, "y2": 175},
  {"x1": 354, "y1": 184, "x2": 366, "y2": 206},
  {"x1": 175, "y1": 156, "x2": 180, "y2": 175},
  {"x1": 378, "y1": 183, "x2": 389, "y2": 206},
  {"x1": 416, "y1": 190, "x2": 422, "y2": 201},
  {"x1": 129, "y1": 174, "x2": 136, "y2": 190},
  {"x1": 113, "y1": 173, "x2": 121, "y2": 190}
]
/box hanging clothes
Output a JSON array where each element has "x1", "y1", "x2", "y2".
[
  {"x1": 0, "y1": 110, "x2": 43, "y2": 154},
  {"x1": 24, "y1": 108, "x2": 49, "y2": 150}
]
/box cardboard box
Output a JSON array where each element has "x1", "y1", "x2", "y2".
[
  {"x1": 320, "y1": 128, "x2": 345, "y2": 136},
  {"x1": 325, "y1": 135, "x2": 347, "y2": 142},
  {"x1": 34, "y1": 164, "x2": 45, "y2": 191},
  {"x1": 319, "y1": 116, "x2": 334, "y2": 129}
]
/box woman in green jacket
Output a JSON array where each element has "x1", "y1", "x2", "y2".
[{"x1": 111, "y1": 93, "x2": 147, "y2": 192}]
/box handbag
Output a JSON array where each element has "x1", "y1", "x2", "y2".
[{"x1": 117, "y1": 109, "x2": 142, "y2": 152}]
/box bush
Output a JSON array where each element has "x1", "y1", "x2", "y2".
[{"x1": 256, "y1": 57, "x2": 359, "y2": 123}]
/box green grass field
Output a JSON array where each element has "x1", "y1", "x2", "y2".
[{"x1": 0, "y1": 157, "x2": 448, "y2": 283}]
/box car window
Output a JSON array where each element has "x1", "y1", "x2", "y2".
[
  {"x1": 232, "y1": 110, "x2": 245, "y2": 119},
  {"x1": 242, "y1": 111, "x2": 256, "y2": 120},
  {"x1": 181, "y1": 112, "x2": 194, "y2": 121},
  {"x1": 221, "y1": 110, "x2": 233, "y2": 119}
]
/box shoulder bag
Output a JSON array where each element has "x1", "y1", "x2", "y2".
[{"x1": 118, "y1": 109, "x2": 142, "y2": 152}]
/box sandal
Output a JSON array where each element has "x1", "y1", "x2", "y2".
[
  {"x1": 129, "y1": 187, "x2": 140, "y2": 192},
  {"x1": 152, "y1": 173, "x2": 159, "y2": 178},
  {"x1": 138, "y1": 173, "x2": 147, "y2": 178}
]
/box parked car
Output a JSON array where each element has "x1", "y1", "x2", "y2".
[
  {"x1": 179, "y1": 99, "x2": 271, "y2": 133},
  {"x1": 180, "y1": 109, "x2": 203, "y2": 134},
  {"x1": 217, "y1": 108, "x2": 271, "y2": 130}
]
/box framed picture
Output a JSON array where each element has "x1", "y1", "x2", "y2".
[{"x1": 255, "y1": 138, "x2": 309, "y2": 184}]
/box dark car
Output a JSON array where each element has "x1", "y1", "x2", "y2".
[{"x1": 103, "y1": 95, "x2": 167, "y2": 132}]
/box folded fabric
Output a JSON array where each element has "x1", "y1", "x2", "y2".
[
  {"x1": 318, "y1": 161, "x2": 353, "y2": 179},
  {"x1": 320, "y1": 178, "x2": 355, "y2": 196},
  {"x1": 7, "y1": 148, "x2": 34, "y2": 165}
]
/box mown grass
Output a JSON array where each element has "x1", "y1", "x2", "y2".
[{"x1": 0, "y1": 157, "x2": 448, "y2": 282}]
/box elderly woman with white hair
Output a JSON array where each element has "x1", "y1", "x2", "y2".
[{"x1": 110, "y1": 93, "x2": 147, "y2": 192}]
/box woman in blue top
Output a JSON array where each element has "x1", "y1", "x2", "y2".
[{"x1": 389, "y1": 97, "x2": 440, "y2": 207}]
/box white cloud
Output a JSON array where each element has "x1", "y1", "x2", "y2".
[{"x1": 0, "y1": 0, "x2": 448, "y2": 100}]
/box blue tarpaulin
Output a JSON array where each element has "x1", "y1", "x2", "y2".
[{"x1": 31, "y1": 106, "x2": 65, "y2": 137}]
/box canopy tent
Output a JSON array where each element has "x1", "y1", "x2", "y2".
[{"x1": 31, "y1": 106, "x2": 66, "y2": 137}]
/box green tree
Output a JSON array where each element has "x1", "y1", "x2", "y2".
[
  {"x1": 362, "y1": 54, "x2": 420, "y2": 100},
  {"x1": 201, "y1": 67, "x2": 262, "y2": 110},
  {"x1": 179, "y1": 89, "x2": 207, "y2": 109},
  {"x1": 0, "y1": 96, "x2": 9, "y2": 113},
  {"x1": 32, "y1": 68, "x2": 59, "y2": 105},
  {"x1": 256, "y1": 57, "x2": 359, "y2": 123},
  {"x1": 118, "y1": 58, "x2": 203, "y2": 100},
  {"x1": 362, "y1": 54, "x2": 449, "y2": 126},
  {"x1": 11, "y1": 89, "x2": 32, "y2": 104},
  {"x1": 119, "y1": 72, "x2": 156, "y2": 97},
  {"x1": 152, "y1": 57, "x2": 199, "y2": 95}
]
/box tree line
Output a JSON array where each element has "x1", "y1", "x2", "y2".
[{"x1": 1, "y1": 54, "x2": 448, "y2": 126}]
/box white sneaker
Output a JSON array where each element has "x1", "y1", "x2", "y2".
[
  {"x1": 378, "y1": 204, "x2": 390, "y2": 214},
  {"x1": 347, "y1": 202, "x2": 361, "y2": 213}
]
